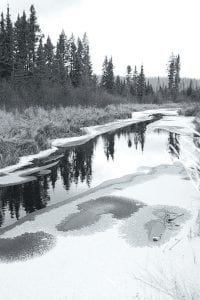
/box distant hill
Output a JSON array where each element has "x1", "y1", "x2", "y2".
[{"x1": 147, "y1": 77, "x2": 200, "y2": 91}]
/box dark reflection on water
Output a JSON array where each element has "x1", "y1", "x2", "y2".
[
  {"x1": 0, "y1": 117, "x2": 181, "y2": 228},
  {"x1": 168, "y1": 132, "x2": 180, "y2": 158}
]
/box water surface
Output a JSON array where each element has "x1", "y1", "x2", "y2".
[{"x1": 0, "y1": 116, "x2": 191, "y2": 228}]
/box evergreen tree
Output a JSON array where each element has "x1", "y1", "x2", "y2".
[
  {"x1": 44, "y1": 36, "x2": 54, "y2": 80},
  {"x1": 5, "y1": 6, "x2": 13, "y2": 78},
  {"x1": 101, "y1": 56, "x2": 115, "y2": 93},
  {"x1": 137, "y1": 65, "x2": 146, "y2": 100},
  {"x1": 13, "y1": 12, "x2": 29, "y2": 81},
  {"x1": 145, "y1": 80, "x2": 154, "y2": 95},
  {"x1": 186, "y1": 79, "x2": 193, "y2": 97},
  {"x1": 126, "y1": 65, "x2": 132, "y2": 97},
  {"x1": 174, "y1": 54, "x2": 180, "y2": 96},
  {"x1": 0, "y1": 13, "x2": 6, "y2": 78},
  {"x1": 167, "y1": 54, "x2": 181, "y2": 99},
  {"x1": 27, "y1": 5, "x2": 40, "y2": 73},
  {"x1": 69, "y1": 34, "x2": 77, "y2": 86},
  {"x1": 35, "y1": 37, "x2": 46, "y2": 81},
  {"x1": 115, "y1": 75, "x2": 122, "y2": 94},
  {"x1": 55, "y1": 30, "x2": 68, "y2": 85},
  {"x1": 107, "y1": 57, "x2": 115, "y2": 92},
  {"x1": 101, "y1": 55, "x2": 108, "y2": 88},
  {"x1": 73, "y1": 37, "x2": 84, "y2": 87},
  {"x1": 82, "y1": 33, "x2": 92, "y2": 84},
  {"x1": 131, "y1": 65, "x2": 138, "y2": 96},
  {"x1": 168, "y1": 54, "x2": 175, "y2": 93}
]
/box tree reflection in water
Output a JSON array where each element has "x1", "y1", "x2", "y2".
[
  {"x1": 0, "y1": 119, "x2": 155, "y2": 228},
  {"x1": 168, "y1": 132, "x2": 180, "y2": 158}
]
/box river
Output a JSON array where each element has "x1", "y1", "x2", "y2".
[
  {"x1": 0, "y1": 112, "x2": 183, "y2": 228},
  {"x1": 0, "y1": 109, "x2": 200, "y2": 300}
]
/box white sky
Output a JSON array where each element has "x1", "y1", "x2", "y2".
[{"x1": 1, "y1": 0, "x2": 200, "y2": 78}]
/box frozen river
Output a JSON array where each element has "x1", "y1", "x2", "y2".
[{"x1": 0, "y1": 109, "x2": 200, "y2": 299}]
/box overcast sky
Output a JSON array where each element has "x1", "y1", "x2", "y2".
[{"x1": 1, "y1": 0, "x2": 200, "y2": 78}]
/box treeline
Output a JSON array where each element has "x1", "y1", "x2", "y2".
[
  {"x1": 0, "y1": 5, "x2": 98, "y2": 107},
  {"x1": 101, "y1": 59, "x2": 153, "y2": 100},
  {"x1": 0, "y1": 5, "x2": 199, "y2": 108}
]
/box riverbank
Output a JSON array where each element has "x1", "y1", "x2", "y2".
[
  {"x1": 0, "y1": 108, "x2": 199, "y2": 299},
  {"x1": 0, "y1": 162, "x2": 198, "y2": 299},
  {"x1": 178, "y1": 104, "x2": 200, "y2": 133},
  {"x1": 0, "y1": 103, "x2": 179, "y2": 168}
]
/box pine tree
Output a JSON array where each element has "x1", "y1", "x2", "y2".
[
  {"x1": 174, "y1": 54, "x2": 180, "y2": 96},
  {"x1": 27, "y1": 5, "x2": 40, "y2": 73},
  {"x1": 145, "y1": 80, "x2": 154, "y2": 95},
  {"x1": 106, "y1": 57, "x2": 115, "y2": 92},
  {"x1": 167, "y1": 54, "x2": 181, "y2": 99},
  {"x1": 137, "y1": 65, "x2": 146, "y2": 100},
  {"x1": 101, "y1": 55, "x2": 108, "y2": 88},
  {"x1": 4, "y1": 6, "x2": 13, "y2": 78},
  {"x1": 101, "y1": 56, "x2": 114, "y2": 93},
  {"x1": 0, "y1": 13, "x2": 6, "y2": 78},
  {"x1": 186, "y1": 79, "x2": 193, "y2": 97},
  {"x1": 55, "y1": 30, "x2": 68, "y2": 85},
  {"x1": 69, "y1": 34, "x2": 77, "y2": 86},
  {"x1": 115, "y1": 75, "x2": 122, "y2": 94},
  {"x1": 131, "y1": 66, "x2": 138, "y2": 96},
  {"x1": 126, "y1": 65, "x2": 132, "y2": 97},
  {"x1": 82, "y1": 33, "x2": 92, "y2": 84},
  {"x1": 35, "y1": 37, "x2": 46, "y2": 81},
  {"x1": 13, "y1": 12, "x2": 29, "y2": 81},
  {"x1": 168, "y1": 54, "x2": 175, "y2": 93},
  {"x1": 44, "y1": 36, "x2": 54, "y2": 80},
  {"x1": 73, "y1": 37, "x2": 84, "y2": 87}
]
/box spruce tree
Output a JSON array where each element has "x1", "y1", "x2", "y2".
[
  {"x1": 69, "y1": 34, "x2": 77, "y2": 86},
  {"x1": 137, "y1": 65, "x2": 146, "y2": 100},
  {"x1": 13, "y1": 12, "x2": 29, "y2": 82},
  {"x1": 27, "y1": 5, "x2": 40, "y2": 73},
  {"x1": 44, "y1": 36, "x2": 54, "y2": 80},
  {"x1": 82, "y1": 33, "x2": 92, "y2": 84},
  {"x1": 55, "y1": 30, "x2": 68, "y2": 85},
  {"x1": 115, "y1": 75, "x2": 122, "y2": 94},
  {"x1": 167, "y1": 54, "x2": 181, "y2": 99},
  {"x1": 174, "y1": 54, "x2": 180, "y2": 96},
  {"x1": 168, "y1": 54, "x2": 175, "y2": 94},
  {"x1": 132, "y1": 66, "x2": 138, "y2": 96},
  {"x1": 145, "y1": 80, "x2": 154, "y2": 95},
  {"x1": 0, "y1": 13, "x2": 6, "y2": 78},
  {"x1": 107, "y1": 57, "x2": 115, "y2": 92},
  {"x1": 5, "y1": 6, "x2": 13, "y2": 78},
  {"x1": 73, "y1": 37, "x2": 84, "y2": 87},
  {"x1": 101, "y1": 56, "x2": 114, "y2": 93},
  {"x1": 186, "y1": 79, "x2": 193, "y2": 97},
  {"x1": 35, "y1": 37, "x2": 46, "y2": 81},
  {"x1": 101, "y1": 55, "x2": 108, "y2": 88},
  {"x1": 126, "y1": 65, "x2": 132, "y2": 97}
]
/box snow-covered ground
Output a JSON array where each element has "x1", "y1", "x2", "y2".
[{"x1": 0, "y1": 108, "x2": 200, "y2": 300}]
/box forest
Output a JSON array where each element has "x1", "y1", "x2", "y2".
[
  {"x1": 0, "y1": 4, "x2": 199, "y2": 168},
  {"x1": 0, "y1": 5, "x2": 200, "y2": 109}
]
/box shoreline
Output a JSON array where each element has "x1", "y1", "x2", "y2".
[
  {"x1": 0, "y1": 105, "x2": 176, "y2": 175},
  {"x1": 0, "y1": 103, "x2": 180, "y2": 172}
]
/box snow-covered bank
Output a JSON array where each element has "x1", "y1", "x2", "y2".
[
  {"x1": 0, "y1": 107, "x2": 200, "y2": 299},
  {"x1": 0, "y1": 108, "x2": 180, "y2": 186},
  {"x1": 0, "y1": 162, "x2": 199, "y2": 300},
  {"x1": 0, "y1": 113, "x2": 150, "y2": 175}
]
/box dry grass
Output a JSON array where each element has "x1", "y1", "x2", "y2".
[
  {"x1": 0, "y1": 102, "x2": 181, "y2": 168},
  {"x1": 0, "y1": 104, "x2": 133, "y2": 168},
  {"x1": 133, "y1": 251, "x2": 200, "y2": 300}
]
